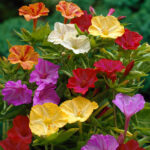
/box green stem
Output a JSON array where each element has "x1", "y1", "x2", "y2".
[
  {"x1": 51, "y1": 144, "x2": 54, "y2": 150},
  {"x1": 45, "y1": 145, "x2": 48, "y2": 150},
  {"x1": 78, "y1": 122, "x2": 82, "y2": 138},
  {"x1": 113, "y1": 90, "x2": 117, "y2": 127}
]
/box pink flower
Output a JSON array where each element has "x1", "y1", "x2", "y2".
[
  {"x1": 67, "y1": 68, "x2": 98, "y2": 95},
  {"x1": 70, "y1": 10, "x2": 92, "y2": 32},
  {"x1": 81, "y1": 134, "x2": 119, "y2": 150}
]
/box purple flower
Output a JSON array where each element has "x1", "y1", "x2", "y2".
[
  {"x1": 29, "y1": 58, "x2": 60, "y2": 85},
  {"x1": 81, "y1": 134, "x2": 119, "y2": 150},
  {"x1": 33, "y1": 84, "x2": 60, "y2": 106},
  {"x1": 1, "y1": 80, "x2": 32, "y2": 106},
  {"x1": 112, "y1": 93, "x2": 145, "y2": 118}
]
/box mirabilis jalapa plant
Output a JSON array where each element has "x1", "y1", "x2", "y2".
[{"x1": 0, "y1": 1, "x2": 150, "y2": 150}]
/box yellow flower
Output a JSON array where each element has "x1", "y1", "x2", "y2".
[
  {"x1": 88, "y1": 16, "x2": 124, "y2": 39},
  {"x1": 60, "y1": 96, "x2": 98, "y2": 123},
  {"x1": 29, "y1": 103, "x2": 68, "y2": 136}
]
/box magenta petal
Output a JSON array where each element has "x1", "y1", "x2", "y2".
[
  {"x1": 33, "y1": 84, "x2": 60, "y2": 106},
  {"x1": 81, "y1": 134, "x2": 119, "y2": 150},
  {"x1": 112, "y1": 93, "x2": 145, "y2": 118}
]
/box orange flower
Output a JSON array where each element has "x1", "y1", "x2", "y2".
[
  {"x1": 19, "y1": 2, "x2": 49, "y2": 21},
  {"x1": 8, "y1": 45, "x2": 39, "y2": 70},
  {"x1": 56, "y1": 1, "x2": 83, "y2": 20}
]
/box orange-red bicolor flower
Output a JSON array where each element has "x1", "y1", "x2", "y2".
[
  {"x1": 8, "y1": 45, "x2": 39, "y2": 70},
  {"x1": 19, "y1": 2, "x2": 49, "y2": 21},
  {"x1": 56, "y1": 1, "x2": 83, "y2": 20}
]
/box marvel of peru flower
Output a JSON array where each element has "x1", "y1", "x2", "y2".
[
  {"x1": 67, "y1": 68, "x2": 98, "y2": 95},
  {"x1": 113, "y1": 93, "x2": 145, "y2": 140},
  {"x1": 29, "y1": 58, "x2": 60, "y2": 85},
  {"x1": 115, "y1": 29, "x2": 143, "y2": 50},
  {"x1": 0, "y1": 115, "x2": 32, "y2": 150},
  {"x1": 19, "y1": 2, "x2": 49, "y2": 29},
  {"x1": 70, "y1": 10, "x2": 92, "y2": 32},
  {"x1": 56, "y1": 1, "x2": 83, "y2": 23},
  {"x1": 94, "y1": 59, "x2": 125, "y2": 82},
  {"x1": 88, "y1": 16, "x2": 124, "y2": 39},
  {"x1": 117, "y1": 139, "x2": 145, "y2": 150},
  {"x1": 60, "y1": 96, "x2": 98, "y2": 123},
  {"x1": 29, "y1": 103, "x2": 68, "y2": 136},
  {"x1": 81, "y1": 134, "x2": 119, "y2": 150},
  {"x1": 8, "y1": 45, "x2": 39, "y2": 70},
  {"x1": 1, "y1": 80, "x2": 32, "y2": 106},
  {"x1": 33, "y1": 84, "x2": 60, "y2": 106}
]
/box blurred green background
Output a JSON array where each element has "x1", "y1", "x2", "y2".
[{"x1": 0, "y1": 0, "x2": 150, "y2": 99}]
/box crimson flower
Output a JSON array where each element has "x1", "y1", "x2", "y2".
[
  {"x1": 115, "y1": 29, "x2": 143, "y2": 50},
  {"x1": 117, "y1": 140, "x2": 145, "y2": 150},
  {"x1": 67, "y1": 68, "x2": 98, "y2": 95},
  {"x1": 94, "y1": 59, "x2": 125, "y2": 82},
  {"x1": 70, "y1": 10, "x2": 92, "y2": 32}
]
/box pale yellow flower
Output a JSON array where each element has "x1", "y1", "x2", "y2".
[
  {"x1": 60, "y1": 96, "x2": 98, "y2": 123},
  {"x1": 88, "y1": 16, "x2": 124, "y2": 39},
  {"x1": 29, "y1": 103, "x2": 68, "y2": 136}
]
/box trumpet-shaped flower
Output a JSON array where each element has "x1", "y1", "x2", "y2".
[
  {"x1": 81, "y1": 134, "x2": 119, "y2": 150},
  {"x1": 29, "y1": 103, "x2": 68, "y2": 136},
  {"x1": 88, "y1": 16, "x2": 124, "y2": 39},
  {"x1": 112, "y1": 93, "x2": 145, "y2": 119},
  {"x1": 19, "y1": 2, "x2": 49, "y2": 21},
  {"x1": 60, "y1": 96, "x2": 98, "y2": 123},
  {"x1": 29, "y1": 58, "x2": 60, "y2": 85},
  {"x1": 56, "y1": 1, "x2": 83, "y2": 19},
  {"x1": 1, "y1": 80, "x2": 32, "y2": 106},
  {"x1": 70, "y1": 10, "x2": 92, "y2": 32},
  {"x1": 8, "y1": 45, "x2": 39, "y2": 70},
  {"x1": 48, "y1": 22, "x2": 78, "y2": 45},
  {"x1": 33, "y1": 84, "x2": 60, "y2": 106},
  {"x1": 67, "y1": 68, "x2": 98, "y2": 95},
  {"x1": 115, "y1": 29, "x2": 143, "y2": 50},
  {"x1": 94, "y1": 59, "x2": 125, "y2": 82}
]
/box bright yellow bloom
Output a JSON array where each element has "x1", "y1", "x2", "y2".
[
  {"x1": 29, "y1": 103, "x2": 68, "y2": 136},
  {"x1": 88, "y1": 16, "x2": 124, "y2": 39},
  {"x1": 8, "y1": 45, "x2": 39, "y2": 70},
  {"x1": 60, "y1": 96, "x2": 98, "y2": 123}
]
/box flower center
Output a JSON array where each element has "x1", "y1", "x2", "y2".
[{"x1": 80, "y1": 79, "x2": 87, "y2": 88}]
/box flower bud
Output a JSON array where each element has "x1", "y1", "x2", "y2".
[
  {"x1": 107, "y1": 8, "x2": 115, "y2": 16},
  {"x1": 124, "y1": 60, "x2": 135, "y2": 76}
]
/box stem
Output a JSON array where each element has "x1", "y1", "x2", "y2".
[
  {"x1": 45, "y1": 145, "x2": 48, "y2": 150},
  {"x1": 33, "y1": 19, "x2": 38, "y2": 30},
  {"x1": 64, "y1": 18, "x2": 68, "y2": 24},
  {"x1": 123, "y1": 117, "x2": 130, "y2": 142},
  {"x1": 51, "y1": 144, "x2": 54, "y2": 150},
  {"x1": 113, "y1": 90, "x2": 117, "y2": 127},
  {"x1": 78, "y1": 122, "x2": 82, "y2": 138}
]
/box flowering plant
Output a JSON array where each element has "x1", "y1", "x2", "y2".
[{"x1": 0, "y1": 1, "x2": 150, "y2": 150}]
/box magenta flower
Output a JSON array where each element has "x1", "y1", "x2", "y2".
[
  {"x1": 1, "y1": 80, "x2": 32, "y2": 106},
  {"x1": 33, "y1": 84, "x2": 60, "y2": 106},
  {"x1": 29, "y1": 58, "x2": 60, "y2": 85},
  {"x1": 81, "y1": 134, "x2": 119, "y2": 150}
]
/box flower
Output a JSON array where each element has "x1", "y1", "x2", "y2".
[
  {"x1": 0, "y1": 138, "x2": 30, "y2": 150},
  {"x1": 19, "y1": 2, "x2": 49, "y2": 21},
  {"x1": 29, "y1": 103, "x2": 68, "y2": 136},
  {"x1": 8, "y1": 45, "x2": 39, "y2": 70},
  {"x1": 60, "y1": 96, "x2": 98, "y2": 123},
  {"x1": 88, "y1": 16, "x2": 124, "y2": 39},
  {"x1": 115, "y1": 29, "x2": 143, "y2": 50},
  {"x1": 70, "y1": 10, "x2": 92, "y2": 32},
  {"x1": 67, "y1": 68, "x2": 98, "y2": 95},
  {"x1": 56, "y1": 1, "x2": 83, "y2": 19},
  {"x1": 94, "y1": 59, "x2": 125, "y2": 82},
  {"x1": 117, "y1": 140, "x2": 145, "y2": 150},
  {"x1": 81, "y1": 134, "x2": 119, "y2": 150},
  {"x1": 33, "y1": 84, "x2": 60, "y2": 106},
  {"x1": 48, "y1": 22, "x2": 78, "y2": 45},
  {"x1": 1, "y1": 80, "x2": 32, "y2": 106},
  {"x1": 7, "y1": 116, "x2": 32, "y2": 144},
  {"x1": 112, "y1": 93, "x2": 145, "y2": 118},
  {"x1": 29, "y1": 58, "x2": 60, "y2": 85}
]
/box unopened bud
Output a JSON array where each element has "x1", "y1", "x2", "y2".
[
  {"x1": 118, "y1": 16, "x2": 126, "y2": 20},
  {"x1": 124, "y1": 60, "x2": 134, "y2": 76},
  {"x1": 89, "y1": 6, "x2": 96, "y2": 15},
  {"x1": 107, "y1": 8, "x2": 115, "y2": 16}
]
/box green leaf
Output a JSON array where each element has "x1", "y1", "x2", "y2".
[
  {"x1": 115, "y1": 87, "x2": 135, "y2": 93},
  {"x1": 127, "y1": 71, "x2": 148, "y2": 79}
]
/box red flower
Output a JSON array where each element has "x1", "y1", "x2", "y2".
[
  {"x1": 117, "y1": 140, "x2": 145, "y2": 150},
  {"x1": 7, "y1": 115, "x2": 32, "y2": 144},
  {"x1": 70, "y1": 10, "x2": 92, "y2": 32},
  {"x1": 67, "y1": 68, "x2": 98, "y2": 95},
  {"x1": 124, "y1": 60, "x2": 134, "y2": 76},
  {"x1": 94, "y1": 59, "x2": 125, "y2": 82},
  {"x1": 0, "y1": 138, "x2": 30, "y2": 150},
  {"x1": 115, "y1": 29, "x2": 143, "y2": 50}
]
